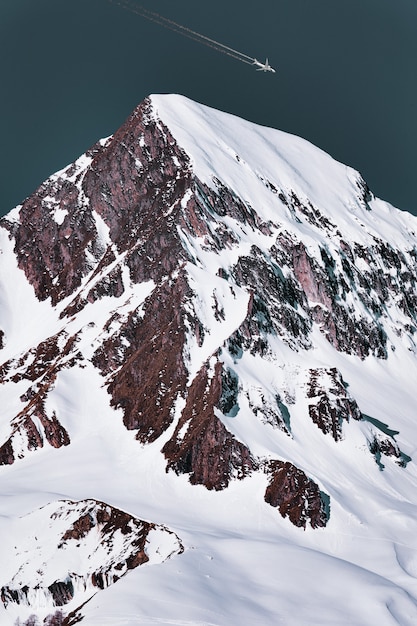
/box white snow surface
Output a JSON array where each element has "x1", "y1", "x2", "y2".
[
  {"x1": 151, "y1": 94, "x2": 417, "y2": 250},
  {"x1": 0, "y1": 94, "x2": 417, "y2": 625}
]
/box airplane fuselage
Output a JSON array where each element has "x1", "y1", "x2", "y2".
[{"x1": 253, "y1": 58, "x2": 276, "y2": 73}]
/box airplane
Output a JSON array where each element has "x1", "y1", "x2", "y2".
[{"x1": 252, "y1": 58, "x2": 276, "y2": 73}]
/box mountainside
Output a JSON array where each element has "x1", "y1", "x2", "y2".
[{"x1": 1, "y1": 94, "x2": 417, "y2": 625}]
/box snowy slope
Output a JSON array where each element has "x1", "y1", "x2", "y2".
[{"x1": 0, "y1": 94, "x2": 417, "y2": 625}]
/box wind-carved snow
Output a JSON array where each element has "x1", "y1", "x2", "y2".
[
  {"x1": 184, "y1": 263, "x2": 250, "y2": 381},
  {"x1": 151, "y1": 94, "x2": 417, "y2": 252},
  {"x1": 92, "y1": 209, "x2": 111, "y2": 246}
]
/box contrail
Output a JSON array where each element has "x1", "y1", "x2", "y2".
[{"x1": 108, "y1": 0, "x2": 258, "y2": 66}]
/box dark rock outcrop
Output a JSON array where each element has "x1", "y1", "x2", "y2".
[
  {"x1": 0, "y1": 99, "x2": 193, "y2": 308},
  {"x1": 0, "y1": 439, "x2": 14, "y2": 465},
  {"x1": 163, "y1": 360, "x2": 256, "y2": 490},
  {"x1": 93, "y1": 272, "x2": 190, "y2": 443},
  {"x1": 306, "y1": 367, "x2": 362, "y2": 441},
  {"x1": 264, "y1": 460, "x2": 329, "y2": 529},
  {"x1": 0, "y1": 331, "x2": 79, "y2": 464},
  {"x1": 0, "y1": 395, "x2": 70, "y2": 466},
  {"x1": 291, "y1": 241, "x2": 387, "y2": 358},
  {"x1": 229, "y1": 247, "x2": 311, "y2": 353}
]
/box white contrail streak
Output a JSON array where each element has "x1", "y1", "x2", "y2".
[{"x1": 108, "y1": 0, "x2": 256, "y2": 66}]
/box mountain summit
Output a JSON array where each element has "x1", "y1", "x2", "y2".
[{"x1": 1, "y1": 94, "x2": 417, "y2": 625}]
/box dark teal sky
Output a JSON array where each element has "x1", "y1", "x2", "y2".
[{"x1": 1, "y1": 0, "x2": 416, "y2": 216}]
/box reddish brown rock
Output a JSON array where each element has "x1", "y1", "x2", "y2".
[
  {"x1": 291, "y1": 241, "x2": 387, "y2": 358},
  {"x1": 163, "y1": 360, "x2": 256, "y2": 490},
  {"x1": 1, "y1": 330, "x2": 79, "y2": 388},
  {"x1": 5, "y1": 175, "x2": 101, "y2": 306},
  {"x1": 0, "y1": 439, "x2": 14, "y2": 465},
  {"x1": 58, "y1": 502, "x2": 153, "y2": 573},
  {"x1": 0, "y1": 329, "x2": 80, "y2": 465},
  {"x1": 292, "y1": 242, "x2": 334, "y2": 309},
  {"x1": 0, "y1": 395, "x2": 70, "y2": 466},
  {"x1": 93, "y1": 273, "x2": 190, "y2": 443},
  {"x1": 1, "y1": 98, "x2": 194, "y2": 310},
  {"x1": 82, "y1": 99, "x2": 192, "y2": 284},
  {"x1": 60, "y1": 513, "x2": 95, "y2": 543},
  {"x1": 264, "y1": 460, "x2": 329, "y2": 529}
]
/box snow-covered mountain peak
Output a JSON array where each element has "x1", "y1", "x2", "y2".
[
  {"x1": 0, "y1": 94, "x2": 417, "y2": 625},
  {"x1": 150, "y1": 93, "x2": 416, "y2": 248}
]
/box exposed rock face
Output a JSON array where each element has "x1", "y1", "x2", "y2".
[
  {"x1": 1, "y1": 499, "x2": 183, "y2": 610},
  {"x1": 289, "y1": 240, "x2": 387, "y2": 358},
  {"x1": 0, "y1": 330, "x2": 77, "y2": 464},
  {"x1": 306, "y1": 367, "x2": 362, "y2": 441},
  {"x1": 82, "y1": 101, "x2": 192, "y2": 283},
  {"x1": 93, "y1": 273, "x2": 190, "y2": 443},
  {"x1": 0, "y1": 393, "x2": 70, "y2": 467},
  {"x1": 5, "y1": 173, "x2": 100, "y2": 306},
  {"x1": 2, "y1": 100, "x2": 192, "y2": 308},
  {"x1": 362, "y1": 415, "x2": 411, "y2": 469},
  {"x1": 0, "y1": 330, "x2": 78, "y2": 385},
  {"x1": 229, "y1": 247, "x2": 311, "y2": 354},
  {"x1": 163, "y1": 359, "x2": 256, "y2": 490},
  {"x1": 0, "y1": 439, "x2": 14, "y2": 466},
  {"x1": 368, "y1": 433, "x2": 405, "y2": 468},
  {"x1": 265, "y1": 460, "x2": 329, "y2": 529}
]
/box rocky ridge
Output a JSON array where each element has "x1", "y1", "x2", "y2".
[{"x1": 1, "y1": 499, "x2": 182, "y2": 610}]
